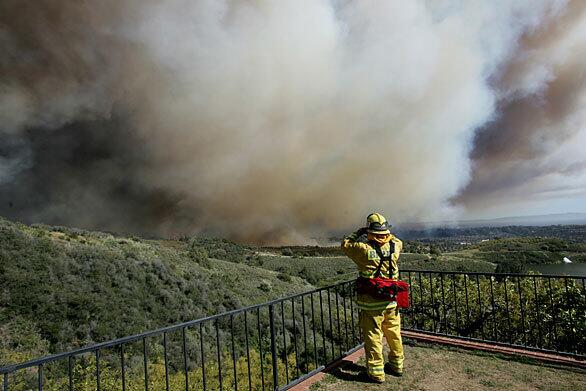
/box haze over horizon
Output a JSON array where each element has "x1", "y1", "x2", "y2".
[
  {"x1": 1, "y1": 1, "x2": 586, "y2": 243},
  {"x1": 403, "y1": 211, "x2": 586, "y2": 228}
]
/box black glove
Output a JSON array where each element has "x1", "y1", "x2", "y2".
[{"x1": 355, "y1": 227, "x2": 368, "y2": 237}]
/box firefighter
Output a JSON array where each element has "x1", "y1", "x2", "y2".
[{"x1": 341, "y1": 212, "x2": 404, "y2": 383}]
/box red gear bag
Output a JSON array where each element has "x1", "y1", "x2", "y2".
[
  {"x1": 356, "y1": 277, "x2": 410, "y2": 308},
  {"x1": 355, "y1": 242, "x2": 410, "y2": 308}
]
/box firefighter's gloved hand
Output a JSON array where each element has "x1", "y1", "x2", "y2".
[{"x1": 355, "y1": 227, "x2": 368, "y2": 237}]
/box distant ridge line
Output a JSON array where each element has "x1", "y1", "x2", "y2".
[{"x1": 402, "y1": 212, "x2": 586, "y2": 229}]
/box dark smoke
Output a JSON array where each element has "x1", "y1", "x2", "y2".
[
  {"x1": 1, "y1": 117, "x2": 196, "y2": 236},
  {"x1": 0, "y1": 1, "x2": 193, "y2": 236}
]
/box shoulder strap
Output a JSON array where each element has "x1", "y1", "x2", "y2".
[{"x1": 370, "y1": 242, "x2": 395, "y2": 278}]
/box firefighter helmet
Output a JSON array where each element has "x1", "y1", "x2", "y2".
[{"x1": 366, "y1": 212, "x2": 391, "y2": 234}]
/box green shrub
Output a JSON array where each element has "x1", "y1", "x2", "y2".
[
  {"x1": 259, "y1": 280, "x2": 272, "y2": 292},
  {"x1": 188, "y1": 242, "x2": 210, "y2": 267},
  {"x1": 277, "y1": 273, "x2": 292, "y2": 282},
  {"x1": 430, "y1": 245, "x2": 442, "y2": 255},
  {"x1": 281, "y1": 248, "x2": 293, "y2": 256}
]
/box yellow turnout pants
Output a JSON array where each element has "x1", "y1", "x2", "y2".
[{"x1": 360, "y1": 306, "x2": 404, "y2": 381}]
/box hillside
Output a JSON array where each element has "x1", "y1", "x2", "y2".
[{"x1": 0, "y1": 218, "x2": 311, "y2": 365}]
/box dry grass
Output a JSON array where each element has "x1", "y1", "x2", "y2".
[{"x1": 310, "y1": 342, "x2": 586, "y2": 391}]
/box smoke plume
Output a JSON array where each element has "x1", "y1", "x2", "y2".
[
  {"x1": 456, "y1": 0, "x2": 586, "y2": 215},
  {"x1": 1, "y1": 0, "x2": 585, "y2": 243}
]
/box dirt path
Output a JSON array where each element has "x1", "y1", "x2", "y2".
[{"x1": 310, "y1": 343, "x2": 586, "y2": 391}]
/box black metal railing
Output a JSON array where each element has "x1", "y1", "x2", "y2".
[
  {"x1": 1, "y1": 280, "x2": 360, "y2": 391},
  {"x1": 1, "y1": 271, "x2": 584, "y2": 390},
  {"x1": 399, "y1": 271, "x2": 586, "y2": 357}
]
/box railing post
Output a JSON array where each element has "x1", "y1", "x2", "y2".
[
  {"x1": 269, "y1": 304, "x2": 279, "y2": 391},
  {"x1": 96, "y1": 350, "x2": 101, "y2": 391},
  {"x1": 163, "y1": 333, "x2": 170, "y2": 391},
  {"x1": 215, "y1": 319, "x2": 223, "y2": 390},
  {"x1": 121, "y1": 345, "x2": 126, "y2": 391},
  {"x1": 68, "y1": 356, "x2": 74, "y2": 391},
  {"x1": 38, "y1": 364, "x2": 43, "y2": 391},
  {"x1": 182, "y1": 328, "x2": 188, "y2": 391},
  {"x1": 3, "y1": 373, "x2": 8, "y2": 391},
  {"x1": 143, "y1": 337, "x2": 149, "y2": 391},
  {"x1": 199, "y1": 323, "x2": 207, "y2": 391}
]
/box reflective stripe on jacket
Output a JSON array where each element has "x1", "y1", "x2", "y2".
[{"x1": 341, "y1": 231, "x2": 402, "y2": 310}]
